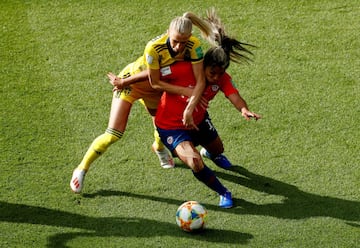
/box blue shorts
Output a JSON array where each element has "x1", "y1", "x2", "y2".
[{"x1": 157, "y1": 113, "x2": 218, "y2": 152}]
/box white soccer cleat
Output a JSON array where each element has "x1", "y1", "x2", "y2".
[
  {"x1": 152, "y1": 143, "x2": 175, "y2": 169},
  {"x1": 200, "y1": 147, "x2": 211, "y2": 159},
  {"x1": 70, "y1": 169, "x2": 86, "y2": 193}
]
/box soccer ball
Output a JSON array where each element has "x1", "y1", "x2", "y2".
[{"x1": 176, "y1": 201, "x2": 208, "y2": 232}]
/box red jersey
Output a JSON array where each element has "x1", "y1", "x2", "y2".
[{"x1": 155, "y1": 61, "x2": 239, "y2": 130}]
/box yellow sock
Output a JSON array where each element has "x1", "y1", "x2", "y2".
[
  {"x1": 153, "y1": 129, "x2": 165, "y2": 151},
  {"x1": 78, "y1": 128, "x2": 123, "y2": 171}
]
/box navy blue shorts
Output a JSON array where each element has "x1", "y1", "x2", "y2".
[{"x1": 157, "y1": 113, "x2": 218, "y2": 152}]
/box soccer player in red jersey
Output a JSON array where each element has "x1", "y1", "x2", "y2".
[{"x1": 155, "y1": 9, "x2": 261, "y2": 208}]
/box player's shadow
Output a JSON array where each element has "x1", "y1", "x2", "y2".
[
  {"x1": 0, "y1": 201, "x2": 253, "y2": 248},
  {"x1": 83, "y1": 165, "x2": 359, "y2": 226},
  {"x1": 217, "y1": 165, "x2": 360, "y2": 224}
]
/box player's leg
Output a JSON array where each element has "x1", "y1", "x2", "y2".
[
  {"x1": 200, "y1": 136, "x2": 232, "y2": 169},
  {"x1": 78, "y1": 96, "x2": 132, "y2": 171},
  {"x1": 70, "y1": 62, "x2": 140, "y2": 193},
  {"x1": 174, "y1": 141, "x2": 233, "y2": 208},
  {"x1": 197, "y1": 114, "x2": 232, "y2": 169},
  {"x1": 157, "y1": 127, "x2": 233, "y2": 208},
  {"x1": 70, "y1": 93, "x2": 132, "y2": 193}
]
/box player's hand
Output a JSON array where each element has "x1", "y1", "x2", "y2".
[
  {"x1": 107, "y1": 72, "x2": 123, "y2": 92},
  {"x1": 241, "y1": 109, "x2": 261, "y2": 121},
  {"x1": 182, "y1": 109, "x2": 199, "y2": 130}
]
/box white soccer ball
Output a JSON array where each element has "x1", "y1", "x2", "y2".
[{"x1": 176, "y1": 201, "x2": 208, "y2": 232}]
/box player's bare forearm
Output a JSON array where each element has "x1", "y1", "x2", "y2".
[
  {"x1": 186, "y1": 62, "x2": 206, "y2": 112},
  {"x1": 228, "y1": 93, "x2": 261, "y2": 120},
  {"x1": 107, "y1": 70, "x2": 149, "y2": 91},
  {"x1": 148, "y1": 68, "x2": 192, "y2": 95},
  {"x1": 229, "y1": 93, "x2": 248, "y2": 111},
  {"x1": 122, "y1": 70, "x2": 149, "y2": 85}
]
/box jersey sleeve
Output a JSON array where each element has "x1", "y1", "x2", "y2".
[
  {"x1": 188, "y1": 36, "x2": 204, "y2": 64},
  {"x1": 221, "y1": 73, "x2": 239, "y2": 97},
  {"x1": 144, "y1": 40, "x2": 161, "y2": 70}
]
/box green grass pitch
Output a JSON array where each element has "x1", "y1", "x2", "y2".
[{"x1": 1, "y1": 0, "x2": 359, "y2": 247}]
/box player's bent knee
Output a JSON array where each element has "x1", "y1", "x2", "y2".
[{"x1": 190, "y1": 157, "x2": 204, "y2": 172}]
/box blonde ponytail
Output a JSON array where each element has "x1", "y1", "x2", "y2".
[
  {"x1": 169, "y1": 12, "x2": 216, "y2": 45},
  {"x1": 182, "y1": 12, "x2": 216, "y2": 44},
  {"x1": 205, "y1": 8, "x2": 226, "y2": 45}
]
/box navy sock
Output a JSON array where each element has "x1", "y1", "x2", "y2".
[
  {"x1": 207, "y1": 150, "x2": 222, "y2": 161},
  {"x1": 207, "y1": 151, "x2": 215, "y2": 160},
  {"x1": 193, "y1": 165, "x2": 227, "y2": 195}
]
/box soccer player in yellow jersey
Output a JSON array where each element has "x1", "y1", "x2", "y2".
[
  {"x1": 70, "y1": 12, "x2": 215, "y2": 193},
  {"x1": 144, "y1": 13, "x2": 211, "y2": 130}
]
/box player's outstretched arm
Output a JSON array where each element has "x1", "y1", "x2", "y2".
[{"x1": 228, "y1": 93, "x2": 261, "y2": 121}]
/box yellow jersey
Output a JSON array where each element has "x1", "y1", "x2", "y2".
[
  {"x1": 116, "y1": 33, "x2": 204, "y2": 109},
  {"x1": 143, "y1": 33, "x2": 204, "y2": 70}
]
